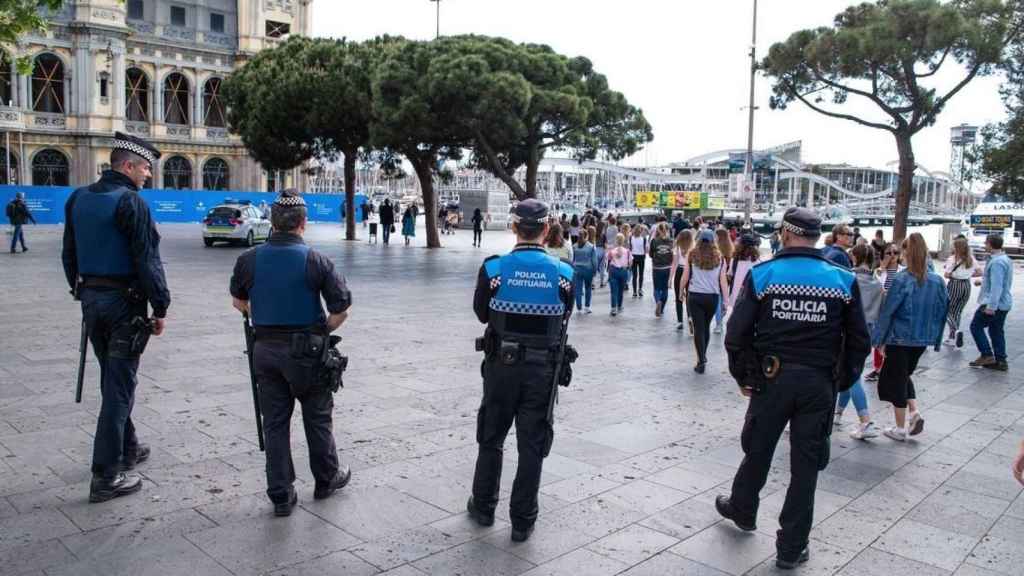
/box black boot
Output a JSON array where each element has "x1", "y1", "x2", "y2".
[
  {"x1": 776, "y1": 548, "x2": 810, "y2": 570},
  {"x1": 511, "y1": 524, "x2": 534, "y2": 542},
  {"x1": 89, "y1": 472, "x2": 143, "y2": 503},
  {"x1": 715, "y1": 495, "x2": 756, "y2": 531},
  {"x1": 121, "y1": 444, "x2": 151, "y2": 471},
  {"x1": 314, "y1": 466, "x2": 352, "y2": 500},
  {"x1": 466, "y1": 497, "x2": 494, "y2": 527},
  {"x1": 274, "y1": 489, "x2": 298, "y2": 517}
]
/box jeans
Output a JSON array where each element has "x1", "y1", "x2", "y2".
[
  {"x1": 970, "y1": 307, "x2": 1008, "y2": 361},
  {"x1": 595, "y1": 247, "x2": 606, "y2": 284},
  {"x1": 652, "y1": 268, "x2": 670, "y2": 304},
  {"x1": 382, "y1": 224, "x2": 392, "y2": 244},
  {"x1": 608, "y1": 266, "x2": 628, "y2": 310},
  {"x1": 574, "y1": 269, "x2": 594, "y2": 310},
  {"x1": 10, "y1": 224, "x2": 25, "y2": 252},
  {"x1": 837, "y1": 379, "x2": 869, "y2": 417}
]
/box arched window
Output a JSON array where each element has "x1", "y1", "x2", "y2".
[
  {"x1": 203, "y1": 78, "x2": 225, "y2": 127},
  {"x1": 163, "y1": 73, "x2": 189, "y2": 125},
  {"x1": 0, "y1": 148, "x2": 18, "y2": 184},
  {"x1": 126, "y1": 68, "x2": 149, "y2": 122},
  {"x1": 162, "y1": 155, "x2": 192, "y2": 189},
  {"x1": 0, "y1": 53, "x2": 12, "y2": 107},
  {"x1": 202, "y1": 157, "x2": 229, "y2": 190},
  {"x1": 32, "y1": 149, "x2": 69, "y2": 186},
  {"x1": 32, "y1": 54, "x2": 65, "y2": 113}
]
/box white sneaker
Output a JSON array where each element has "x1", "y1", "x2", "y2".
[
  {"x1": 883, "y1": 426, "x2": 907, "y2": 442},
  {"x1": 584, "y1": 307, "x2": 592, "y2": 314},
  {"x1": 850, "y1": 422, "x2": 880, "y2": 440},
  {"x1": 833, "y1": 411, "x2": 844, "y2": 427}
]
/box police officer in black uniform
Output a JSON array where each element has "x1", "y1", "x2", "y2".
[
  {"x1": 61, "y1": 132, "x2": 171, "y2": 503},
  {"x1": 716, "y1": 208, "x2": 870, "y2": 569},
  {"x1": 466, "y1": 199, "x2": 575, "y2": 542},
  {"x1": 229, "y1": 189, "x2": 352, "y2": 516}
]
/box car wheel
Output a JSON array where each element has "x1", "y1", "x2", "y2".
[
  {"x1": 245, "y1": 231, "x2": 255, "y2": 247},
  {"x1": 203, "y1": 238, "x2": 215, "y2": 247}
]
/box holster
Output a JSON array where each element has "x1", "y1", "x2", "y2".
[
  {"x1": 108, "y1": 316, "x2": 153, "y2": 359},
  {"x1": 288, "y1": 332, "x2": 347, "y2": 396}
]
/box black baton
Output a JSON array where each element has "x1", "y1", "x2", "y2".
[
  {"x1": 75, "y1": 318, "x2": 87, "y2": 403},
  {"x1": 242, "y1": 313, "x2": 265, "y2": 451}
]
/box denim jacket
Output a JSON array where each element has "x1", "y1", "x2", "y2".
[
  {"x1": 872, "y1": 270, "x2": 948, "y2": 348},
  {"x1": 978, "y1": 252, "x2": 1013, "y2": 311}
]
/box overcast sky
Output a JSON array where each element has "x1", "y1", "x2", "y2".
[{"x1": 313, "y1": 0, "x2": 1005, "y2": 173}]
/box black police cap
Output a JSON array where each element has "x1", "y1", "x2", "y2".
[
  {"x1": 779, "y1": 207, "x2": 822, "y2": 237},
  {"x1": 512, "y1": 199, "x2": 549, "y2": 225},
  {"x1": 112, "y1": 131, "x2": 161, "y2": 165},
  {"x1": 274, "y1": 188, "x2": 306, "y2": 207}
]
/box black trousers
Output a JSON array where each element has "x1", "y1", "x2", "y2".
[
  {"x1": 631, "y1": 254, "x2": 646, "y2": 294},
  {"x1": 472, "y1": 355, "x2": 554, "y2": 530},
  {"x1": 254, "y1": 340, "x2": 340, "y2": 504},
  {"x1": 82, "y1": 288, "x2": 146, "y2": 478},
  {"x1": 688, "y1": 292, "x2": 718, "y2": 364},
  {"x1": 729, "y1": 366, "x2": 834, "y2": 561},
  {"x1": 473, "y1": 229, "x2": 482, "y2": 245},
  {"x1": 673, "y1": 268, "x2": 688, "y2": 323}
]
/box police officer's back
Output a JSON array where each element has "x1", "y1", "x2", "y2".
[
  {"x1": 229, "y1": 190, "x2": 352, "y2": 516},
  {"x1": 715, "y1": 208, "x2": 869, "y2": 569},
  {"x1": 61, "y1": 132, "x2": 171, "y2": 503},
  {"x1": 466, "y1": 199, "x2": 575, "y2": 543}
]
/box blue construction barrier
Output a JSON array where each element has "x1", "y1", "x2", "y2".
[{"x1": 1, "y1": 185, "x2": 367, "y2": 225}]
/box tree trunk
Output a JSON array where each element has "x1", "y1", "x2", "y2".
[
  {"x1": 342, "y1": 149, "x2": 357, "y2": 241},
  {"x1": 893, "y1": 132, "x2": 915, "y2": 243},
  {"x1": 525, "y1": 147, "x2": 539, "y2": 199},
  {"x1": 413, "y1": 158, "x2": 441, "y2": 248}
]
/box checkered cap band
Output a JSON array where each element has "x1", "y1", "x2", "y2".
[
  {"x1": 759, "y1": 283, "x2": 852, "y2": 303},
  {"x1": 274, "y1": 195, "x2": 306, "y2": 207},
  {"x1": 490, "y1": 299, "x2": 565, "y2": 316},
  {"x1": 781, "y1": 220, "x2": 808, "y2": 236},
  {"x1": 112, "y1": 139, "x2": 156, "y2": 165}
]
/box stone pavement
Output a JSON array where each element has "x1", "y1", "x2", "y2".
[{"x1": 1, "y1": 222, "x2": 1022, "y2": 576}]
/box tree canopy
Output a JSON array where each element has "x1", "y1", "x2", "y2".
[
  {"x1": 977, "y1": 8, "x2": 1024, "y2": 201},
  {"x1": 3, "y1": 0, "x2": 64, "y2": 72},
  {"x1": 762, "y1": 0, "x2": 1020, "y2": 240}
]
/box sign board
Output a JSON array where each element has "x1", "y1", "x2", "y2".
[
  {"x1": 970, "y1": 214, "x2": 1013, "y2": 228},
  {"x1": 706, "y1": 196, "x2": 726, "y2": 210}
]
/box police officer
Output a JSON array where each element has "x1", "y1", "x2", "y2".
[
  {"x1": 61, "y1": 132, "x2": 171, "y2": 503},
  {"x1": 466, "y1": 199, "x2": 575, "y2": 542},
  {"x1": 229, "y1": 189, "x2": 352, "y2": 517},
  {"x1": 716, "y1": 208, "x2": 870, "y2": 569}
]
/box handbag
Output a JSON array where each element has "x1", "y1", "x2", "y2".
[{"x1": 390, "y1": 224, "x2": 396, "y2": 233}]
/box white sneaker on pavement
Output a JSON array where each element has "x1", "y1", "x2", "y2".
[
  {"x1": 584, "y1": 307, "x2": 592, "y2": 314},
  {"x1": 833, "y1": 411, "x2": 844, "y2": 427},
  {"x1": 883, "y1": 426, "x2": 907, "y2": 442},
  {"x1": 850, "y1": 422, "x2": 880, "y2": 440}
]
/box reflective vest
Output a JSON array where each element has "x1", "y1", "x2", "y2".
[
  {"x1": 484, "y1": 246, "x2": 573, "y2": 348},
  {"x1": 250, "y1": 242, "x2": 322, "y2": 327},
  {"x1": 72, "y1": 188, "x2": 134, "y2": 277}
]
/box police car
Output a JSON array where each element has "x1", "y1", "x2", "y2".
[{"x1": 202, "y1": 200, "x2": 271, "y2": 247}]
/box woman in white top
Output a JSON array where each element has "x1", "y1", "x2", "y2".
[
  {"x1": 943, "y1": 236, "x2": 983, "y2": 347},
  {"x1": 629, "y1": 225, "x2": 649, "y2": 298},
  {"x1": 544, "y1": 222, "x2": 573, "y2": 262},
  {"x1": 727, "y1": 234, "x2": 760, "y2": 309},
  {"x1": 681, "y1": 229, "x2": 730, "y2": 374},
  {"x1": 669, "y1": 229, "x2": 694, "y2": 331}
]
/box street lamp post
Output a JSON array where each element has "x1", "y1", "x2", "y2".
[
  {"x1": 743, "y1": 0, "x2": 759, "y2": 224},
  {"x1": 429, "y1": 0, "x2": 441, "y2": 39}
]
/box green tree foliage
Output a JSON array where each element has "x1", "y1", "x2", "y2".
[
  {"x1": 977, "y1": 7, "x2": 1024, "y2": 201},
  {"x1": 3, "y1": 0, "x2": 65, "y2": 72},
  {"x1": 427, "y1": 35, "x2": 653, "y2": 200},
  {"x1": 762, "y1": 0, "x2": 1020, "y2": 240},
  {"x1": 224, "y1": 36, "x2": 375, "y2": 240}
]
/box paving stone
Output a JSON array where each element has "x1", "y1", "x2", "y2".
[
  {"x1": 595, "y1": 479, "x2": 689, "y2": 515},
  {"x1": 953, "y1": 564, "x2": 1013, "y2": 576},
  {"x1": 670, "y1": 523, "x2": 777, "y2": 576},
  {"x1": 303, "y1": 486, "x2": 449, "y2": 542},
  {"x1": 837, "y1": 547, "x2": 953, "y2": 576},
  {"x1": 350, "y1": 525, "x2": 471, "y2": 571},
  {"x1": 745, "y1": 539, "x2": 857, "y2": 576},
  {"x1": 645, "y1": 463, "x2": 721, "y2": 495},
  {"x1": 965, "y1": 535, "x2": 1024, "y2": 576},
  {"x1": 584, "y1": 523, "x2": 678, "y2": 566},
  {"x1": 618, "y1": 552, "x2": 730, "y2": 575},
  {"x1": 0, "y1": 509, "x2": 79, "y2": 551},
  {"x1": 46, "y1": 535, "x2": 232, "y2": 576},
  {"x1": 59, "y1": 509, "x2": 217, "y2": 561},
  {"x1": 874, "y1": 518, "x2": 979, "y2": 571},
  {"x1": 906, "y1": 487, "x2": 1009, "y2": 537},
  {"x1": 984, "y1": 514, "x2": 1024, "y2": 545},
  {"x1": 264, "y1": 550, "x2": 380, "y2": 576},
  {"x1": 812, "y1": 508, "x2": 894, "y2": 552},
  {"x1": 412, "y1": 540, "x2": 535, "y2": 576},
  {"x1": 639, "y1": 495, "x2": 723, "y2": 541},
  {"x1": 517, "y1": 548, "x2": 628, "y2": 576},
  {"x1": 483, "y1": 521, "x2": 599, "y2": 565},
  {"x1": 0, "y1": 539, "x2": 76, "y2": 575},
  {"x1": 539, "y1": 473, "x2": 619, "y2": 503}
]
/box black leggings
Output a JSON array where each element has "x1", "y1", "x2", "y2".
[
  {"x1": 673, "y1": 268, "x2": 688, "y2": 323},
  {"x1": 688, "y1": 292, "x2": 719, "y2": 364},
  {"x1": 473, "y1": 229, "x2": 482, "y2": 245},
  {"x1": 631, "y1": 254, "x2": 646, "y2": 294}
]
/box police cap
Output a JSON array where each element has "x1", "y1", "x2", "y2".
[
  {"x1": 274, "y1": 188, "x2": 306, "y2": 208},
  {"x1": 112, "y1": 131, "x2": 161, "y2": 166},
  {"x1": 512, "y1": 198, "x2": 548, "y2": 225},
  {"x1": 779, "y1": 207, "x2": 821, "y2": 237}
]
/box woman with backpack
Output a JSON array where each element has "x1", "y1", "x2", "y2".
[
  {"x1": 648, "y1": 222, "x2": 675, "y2": 318},
  {"x1": 726, "y1": 234, "x2": 759, "y2": 310}
]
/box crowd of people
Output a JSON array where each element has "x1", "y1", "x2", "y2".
[{"x1": 544, "y1": 208, "x2": 1015, "y2": 443}]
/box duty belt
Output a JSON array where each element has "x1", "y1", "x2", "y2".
[
  {"x1": 499, "y1": 341, "x2": 557, "y2": 365},
  {"x1": 79, "y1": 276, "x2": 133, "y2": 290}
]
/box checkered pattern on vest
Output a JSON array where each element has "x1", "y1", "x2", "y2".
[
  {"x1": 758, "y1": 283, "x2": 852, "y2": 303},
  {"x1": 490, "y1": 299, "x2": 565, "y2": 316}
]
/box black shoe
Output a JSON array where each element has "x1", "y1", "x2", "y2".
[
  {"x1": 314, "y1": 466, "x2": 351, "y2": 500},
  {"x1": 121, "y1": 444, "x2": 151, "y2": 471},
  {"x1": 715, "y1": 495, "x2": 756, "y2": 531},
  {"x1": 466, "y1": 497, "x2": 494, "y2": 527},
  {"x1": 89, "y1": 472, "x2": 143, "y2": 503},
  {"x1": 776, "y1": 548, "x2": 810, "y2": 570},
  {"x1": 955, "y1": 331, "x2": 964, "y2": 348},
  {"x1": 694, "y1": 362, "x2": 706, "y2": 375},
  {"x1": 510, "y1": 524, "x2": 534, "y2": 542},
  {"x1": 274, "y1": 490, "x2": 298, "y2": 517},
  {"x1": 984, "y1": 360, "x2": 1009, "y2": 372}
]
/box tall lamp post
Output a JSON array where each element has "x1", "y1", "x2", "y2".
[
  {"x1": 743, "y1": 0, "x2": 759, "y2": 224},
  {"x1": 429, "y1": 0, "x2": 441, "y2": 39}
]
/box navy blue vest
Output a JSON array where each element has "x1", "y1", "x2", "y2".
[
  {"x1": 72, "y1": 188, "x2": 134, "y2": 277},
  {"x1": 484, "y1": 247, "x2": 573, "y2": 348},
  {"x1": 250, "y1": 242, "x2": 322, "y2": 327}
]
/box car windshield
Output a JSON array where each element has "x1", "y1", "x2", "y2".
[{"x1": 209, "y1": 207, "x2": 241, "y2": 218}]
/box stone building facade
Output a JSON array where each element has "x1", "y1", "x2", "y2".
[{"x1": 0, "y1": 0, "x2": 312, "y2": 191}]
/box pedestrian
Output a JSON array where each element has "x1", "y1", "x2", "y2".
[
  {"x1": 569, "y1": 214, "x2": 581, "y2": 245},
  {"x1": 670, "y1": 229, "x2": 694, "y2": 332},
  {"x1": 229, "y1": 189, "x2": 352, "y2": 516},
  {"x1": 870, "y1": 229, "x2": 887, "y2": 264},
  {"x1": 717, "y1": 207, "x2": 870, "y2": 570},
  {"x1": 837, "y1": 244, "x2": 883, "y2": 440},
  {"x1": 672, "y1": 212, "x2": 686, "y2": 238},
  {"x1": 379, "y1": 198, "x2": 395, "y2": 245},
  {"x1": 61, "y1": 132, "x2": 171, "y2": 503},
  {"x1": 649, "y1": 222, "x2": 674, "y2": 318},
  {"x1": 1014, "y1": 439, "x2": 1024, "y2": 486},
  {"x1": 468, "y1": 199, "x2": 576, "y2": 543},
  {"x1": 864, "y1": 242, "x2": 903, "y2": 383},
  {"x1": 630, "y1": 224, "x2": 648, "y2": 298},
  {"x1": 439, "y1": 204, "x2": 449, "y2": 234},
  {"x1": 401, "y1": 205, "x2": 416, "y2": 246},
  {"x1": 873, "y1": 233, "x2": 948, "y2": 441},
  {"x1": 571, "y1": 229, "x2": 599, "y2": 314},
  {"x1": 604, "y1": 215, "x2": 619, "y2": 250},
  {"x1": 681, "y1": 230, "x2": 729, "y2": 373},
  {"x1": 822, "y1": 223, "x2": 853, "y2": 267},
  {"x1": 471, "y1": 208, "x2": 484, "y2": 247},
  {"x1": 944, "y1": 236, "x2": 982, "y2": 347},
  {"x1": 852, "y1": 227, "x2": 862, "y2": 245},
  {"x1": 713, "y1": 227, "x2": 733, "y2": 333},
  {"x1": 545, "y1": 223, "x2": 572, "y2": 262},
  {"x1": 606, "y1": 233, "x2": 631, "y2": 316},
  {"x1": 595, "y1": 220, "x2": 608, "y2": 287},
  {"x1": 969, "y1": 233, "x2": 1014, "y2": 371},
  {"x1": 361, "y1": 200, "x2": 369, "y2": 228},
  {"x1": 6, "y1": 191, "x2": 36, "y2": 253},
  {"x1": 769, "y1": 230, "x2": 781, "y2": 255},
  {"x1": 726, "y1": 234, "x2": 760, "y2": 310}
]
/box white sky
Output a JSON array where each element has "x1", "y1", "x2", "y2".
[{"x1": 312, "y1": 0, "x2": 1006, "y2": 173}]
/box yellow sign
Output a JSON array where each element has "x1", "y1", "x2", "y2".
[
  {"x1": 707, "y1": 196, "x2": 726, "y2": 210},
  {"x1": 635, "y1": 191, "x2": 659, "y2": 208},
  {"x1": 684, "y1": 192, "x2": 702, "y2": 209}
]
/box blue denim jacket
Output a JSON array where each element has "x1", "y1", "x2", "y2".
[
  {"x1": 872, "y1": 270, "x2": 949, "y2": 348},
  {"x1": 978, "y1": 252, "x2": 1013, "y2": 311}
]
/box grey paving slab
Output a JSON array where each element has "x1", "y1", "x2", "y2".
[
  {"x1": 873, "y1": 518, "x2": 980, "y2": 571},
  {"x1": 965, "y1": 535, "x2": 1024, "y2": 576},
  {"x1": 906, "y1": 486, "x2": 1010, "y2": 538},
  {"x1": 639, "y1": 494, "x2": 724, "y2": 541},
  {"x1": 670, "y1": 523, "x2": 777, "y2": 576},
  {"x1": 745, "y1": 539, "x2": 857, "y2": 576},
  {"x1": 58, "y1": 509, "x2": 217, "y2": 561},
  {"x1": 0, "y1": 509, "x2": 79, "y2": 552},
  {"x1": 264, "y1": 550, "x2": 380, "y2": 576},
  {"x1": 0, "y1": 539, "x2": 76, "y2": 576},
  {"x1": 302, "y1": 486, "x2": 449, "y2": 542},
  {"x1": 45, "y1": 535, "x2": 232, "y2": 576},
  {"x1": 411, "y1": 540, "x2": 535, "y2": 576},
  {"x1": 517, "y1": 548, "x2": 628, "y2": 576},
  {"x1": 592, "y1": 479, "x2": 690, "y2": 515},
  {"x1": 584, "y1": 523, "x2": 679, "y2": 566},
  {"x1": 837, "y1": 547, "x2": 953, "y2": 576}
]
